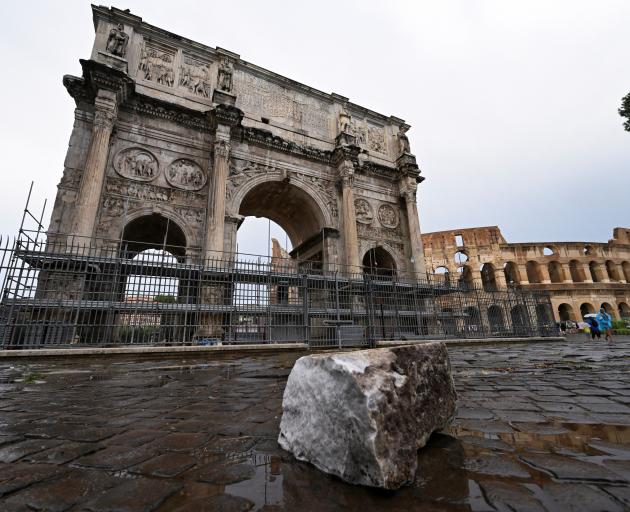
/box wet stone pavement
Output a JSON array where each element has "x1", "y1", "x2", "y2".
[{"x1": 0, "y1": 336, "x2": 629, "y2": 511}]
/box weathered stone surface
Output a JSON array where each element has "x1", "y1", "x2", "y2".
[{"x1": 278, "y1": 343, "x2": 457, "y2": 489}]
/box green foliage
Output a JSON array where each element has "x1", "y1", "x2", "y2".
[
  {"x1": 153, "y1": 294, "x2": 176, "y2": 303},
  {"x1": 613, "y1": 328, "x2": 630, "y2": 335},
  {"x1": 619, "y1": 92, "x2": 630, "y2": 132},
  {"x1": 612, "y1": 319, "x2": 627, "y2": 329}
]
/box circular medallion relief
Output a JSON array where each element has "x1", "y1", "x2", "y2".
[
  {"x1": 378, "y1": 203, "x2": 398, "y2": 228},
  {"x1": 354, "y1": 198, "x2": 374, "y2": 224},
  {"x1": 166, "y1": 159, "x2": 206, "y2": 191},
  {"x1": 114, "y1": 148, "x2": 159, "y2": 182}
]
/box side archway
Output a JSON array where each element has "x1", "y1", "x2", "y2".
[
  {"x1": 121, "y1": 213, "x2": 188, "y2": 260},
  {"x1": 363, "y1": 246, "x2": 397, "y2": 277}
]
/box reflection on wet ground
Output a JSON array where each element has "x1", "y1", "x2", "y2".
[{"x1": 0, "y1": 336, "x2": 628, "y2": 511}]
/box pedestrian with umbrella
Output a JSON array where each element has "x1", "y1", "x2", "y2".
[
  {"x1": 584, "y1": 314, "x2": 601, "y2": 341},
  {"x1": 596, "y1": 307, "x2": 614, "y2": 342}
]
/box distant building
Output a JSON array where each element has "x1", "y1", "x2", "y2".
[{"x1": 422, "y1": 226, "x2": 630, "y2": 322}]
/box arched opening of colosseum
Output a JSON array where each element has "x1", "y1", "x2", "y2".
[
  {"x1": 441, "y1": 307, "x2": 456, "y2": 336},
  {"x1": 583, "y1": 245, "x2": 594, "y2": 256},
  {"x1": 600, "y1": 302, "x2": 615, "y2": 318},
  {"x1": 623, "y1": 261, "x2": 630, "y2": 282},
  {"x1": 619, "y1": 302, "x2": 630, "y2": 319},
  {"x1": 580, "y1": 303, "x2": 595, "y2": 319},
  {"x1": 237, "y1": 181, "x2": 326, "y2": 266},
  {"x1": 503, "y1": 262, "x2": 520, "y2": 285},
  {"x1": 558, "y1": 303, "x2": 575, "y2": 322},
  {"x1": 488, "y1": 305, "x2": 505, "y2": 332},
  {"x1": 363, "y1": 247, "x2": 397, "y2": 278},
  {"x1": 480, "y1": 263, "x2": 497, "y2": 291},
  {"x1": 464, "y1": 306, "x2": 481, "y2": 332},
  {"x1": 457, "y1": 265, "x2": 474, "y2": 289},
  {"x1": 526, "y1": 261, "x2": 543, "y2": 283},
  {"x1": 119, "y1": 214, "x2": 189, "y2": 343},
  {"x1": 536, "y1": 303, "x2": 553, "y2": 326},
  {"x1": 433, "y1": 266, "x2": 450, "y2": 284},
  {"x1": 569, "y1": 260, "x2": 585, "y2": 282},
  {"x1": 548, "y1": 261, "x2": 565, "y2": 283},
  {"x1": 454, "y1": 250, "x2": 469, "y2": 264},
  {"x1": 605, "y1": 260, "x2": 621, "y2": 282},
  {"x1": 589, "y1": 261, "x2": 604, "y2": 282},
  {"x1": 543, "y1": 246, "x2": 554, "y2": 256},
  {"x1": 511, "y1": 305, "x2": 530, "y2": 333}
]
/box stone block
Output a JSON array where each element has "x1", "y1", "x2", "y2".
[{"x1": 278, "y1": 343, "x2": 457, "y2": 489}]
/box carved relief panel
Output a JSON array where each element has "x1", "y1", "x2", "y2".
[
  {"x1": 368, "y1": 124, "x2": 387, "y2": 154},
  {"x1": 354, "y1": 198, "x2": 373, "y2": 224},
  {"x1": 179, "y1": 54, "x2": 212, "y2": 98},
  {"x1": 138, "y1": 42, "x2": 175, "y2": 87},
  {"x1": 166, "y1": 159, "x2": 206, "y2": 191},
  {"x1": 114, "y1": 148, "x2": 159, "y2": 182},
  {"x1": 377, "y1": 203, "x2": 398, "y2": 229}
]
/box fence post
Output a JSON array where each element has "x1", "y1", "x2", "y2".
[{"x1": 302, "y1": 273, "x2": 309, "y2": 344}]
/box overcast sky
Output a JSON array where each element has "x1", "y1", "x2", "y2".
[{"x1": 0, "y1": 0, "x2": 628, "y2": 255}]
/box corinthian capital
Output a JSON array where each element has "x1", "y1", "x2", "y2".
[
  {"x1": 338, "y1": 162, "x2": 355, "y2": 187},
  {"x1": 214, "y1": 139, "x2": 231, "y2": 159},
  {"x1": 92, "y1": 89, "x2": 118, "y2": 130},
  {"x1": 93, "y1": 108, "x2": 116, "y2": 130},
  {"x1": 399, "y1": 176, "x2": 417, "y2": 202}
]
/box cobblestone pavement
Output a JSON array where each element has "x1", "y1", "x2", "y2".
[{"x1": 0, "y1": 336, "x2": 628, "y2": 511}]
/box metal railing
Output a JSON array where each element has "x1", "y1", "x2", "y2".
[{"x1": 0, "y1": 232, "x2": 557, "y2": 349}]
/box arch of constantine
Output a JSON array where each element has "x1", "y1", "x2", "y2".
[
  {"x1": 423, "y1": 226, "x2": 630, "y2": 322},
  {"x1": 50, "y1": 6, "x2": 425, "y2": 277}
]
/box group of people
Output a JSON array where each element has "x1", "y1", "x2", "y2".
[{"x1": 584, "y1": 308, "x2": 614, "y2": 341}]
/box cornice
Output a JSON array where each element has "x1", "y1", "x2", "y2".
[{"x1": 240, "y1": 126, "x2": 333, "y2": 164}]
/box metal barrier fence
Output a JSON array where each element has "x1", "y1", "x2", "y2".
[{"x1": 0, "y1": 233, "x2": 557, "y2": 349}]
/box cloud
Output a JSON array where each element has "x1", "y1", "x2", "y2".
[{"x1": 0, "y1": 0, "x2": 627, "y2": 251}]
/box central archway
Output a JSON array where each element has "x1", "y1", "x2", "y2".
[{"x1": 237, "y1": 181, "x2": 327, "y2": 250}]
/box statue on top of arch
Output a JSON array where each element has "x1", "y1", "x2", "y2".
[{"x1": 106, "y1": 23, "x2": 129, "y2": 58}]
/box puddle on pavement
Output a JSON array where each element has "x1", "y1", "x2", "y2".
[{"x1": 159, "y1": 422, "x2": 630, "y2": 511}]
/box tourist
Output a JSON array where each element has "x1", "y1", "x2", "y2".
[
  {"x1": 585, "y1": 316, "x2": 601, "y2": 340},
  {"x1": 596, "y1": 308, "x2": 613, "y2": 342}
]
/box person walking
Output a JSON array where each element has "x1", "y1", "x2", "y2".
[
  {"x1": 585, "y1": 316, "x2": 601, "y2": 341},
  {"x1": 596, "y1": 307, "x2": 613, "y2": 342}
]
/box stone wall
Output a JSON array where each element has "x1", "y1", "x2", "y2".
[{"x1": 422, "y1": 226, "x2": 630, "y2": 321}]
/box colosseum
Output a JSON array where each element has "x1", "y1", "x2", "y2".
[{"x1": 422, "y1": 226, "x2": 630, "y2": 323}]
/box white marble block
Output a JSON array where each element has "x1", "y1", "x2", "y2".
[{"x1": 278, "y1": 343, "x2": 457, "y2": 489}]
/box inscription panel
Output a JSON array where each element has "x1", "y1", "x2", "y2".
[{"x1": 234, "y1": 71, "x2": 331, "y2": 138}]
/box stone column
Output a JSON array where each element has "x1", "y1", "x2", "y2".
[
  {"x1": 71, "y1": 89, "x2": 118, "y2": 244},
  {"x1": 204, "y1": 129, "x2": 231, "y2": 261},
  {"x1": 539, "y1": 264, "x2": 551, "y2": 284},
  {"x1": 494, "y1": 267, "x2": 508, "y2": 289},
  {"x1": 561, "y1": 262, "x2": 573, "y2": 283},
  {"x1": 399, "y1": 176, "x2": 426, "y2": 277},
  {"x1": 339, "y1": 163, "x2": 361, "y2": 270},
  {"x1": 579, "y1": 262, "x2": 593, "y2": 283},
  {"x1": 517, "y1": 264, "x2": 530, "y2": 285}
]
